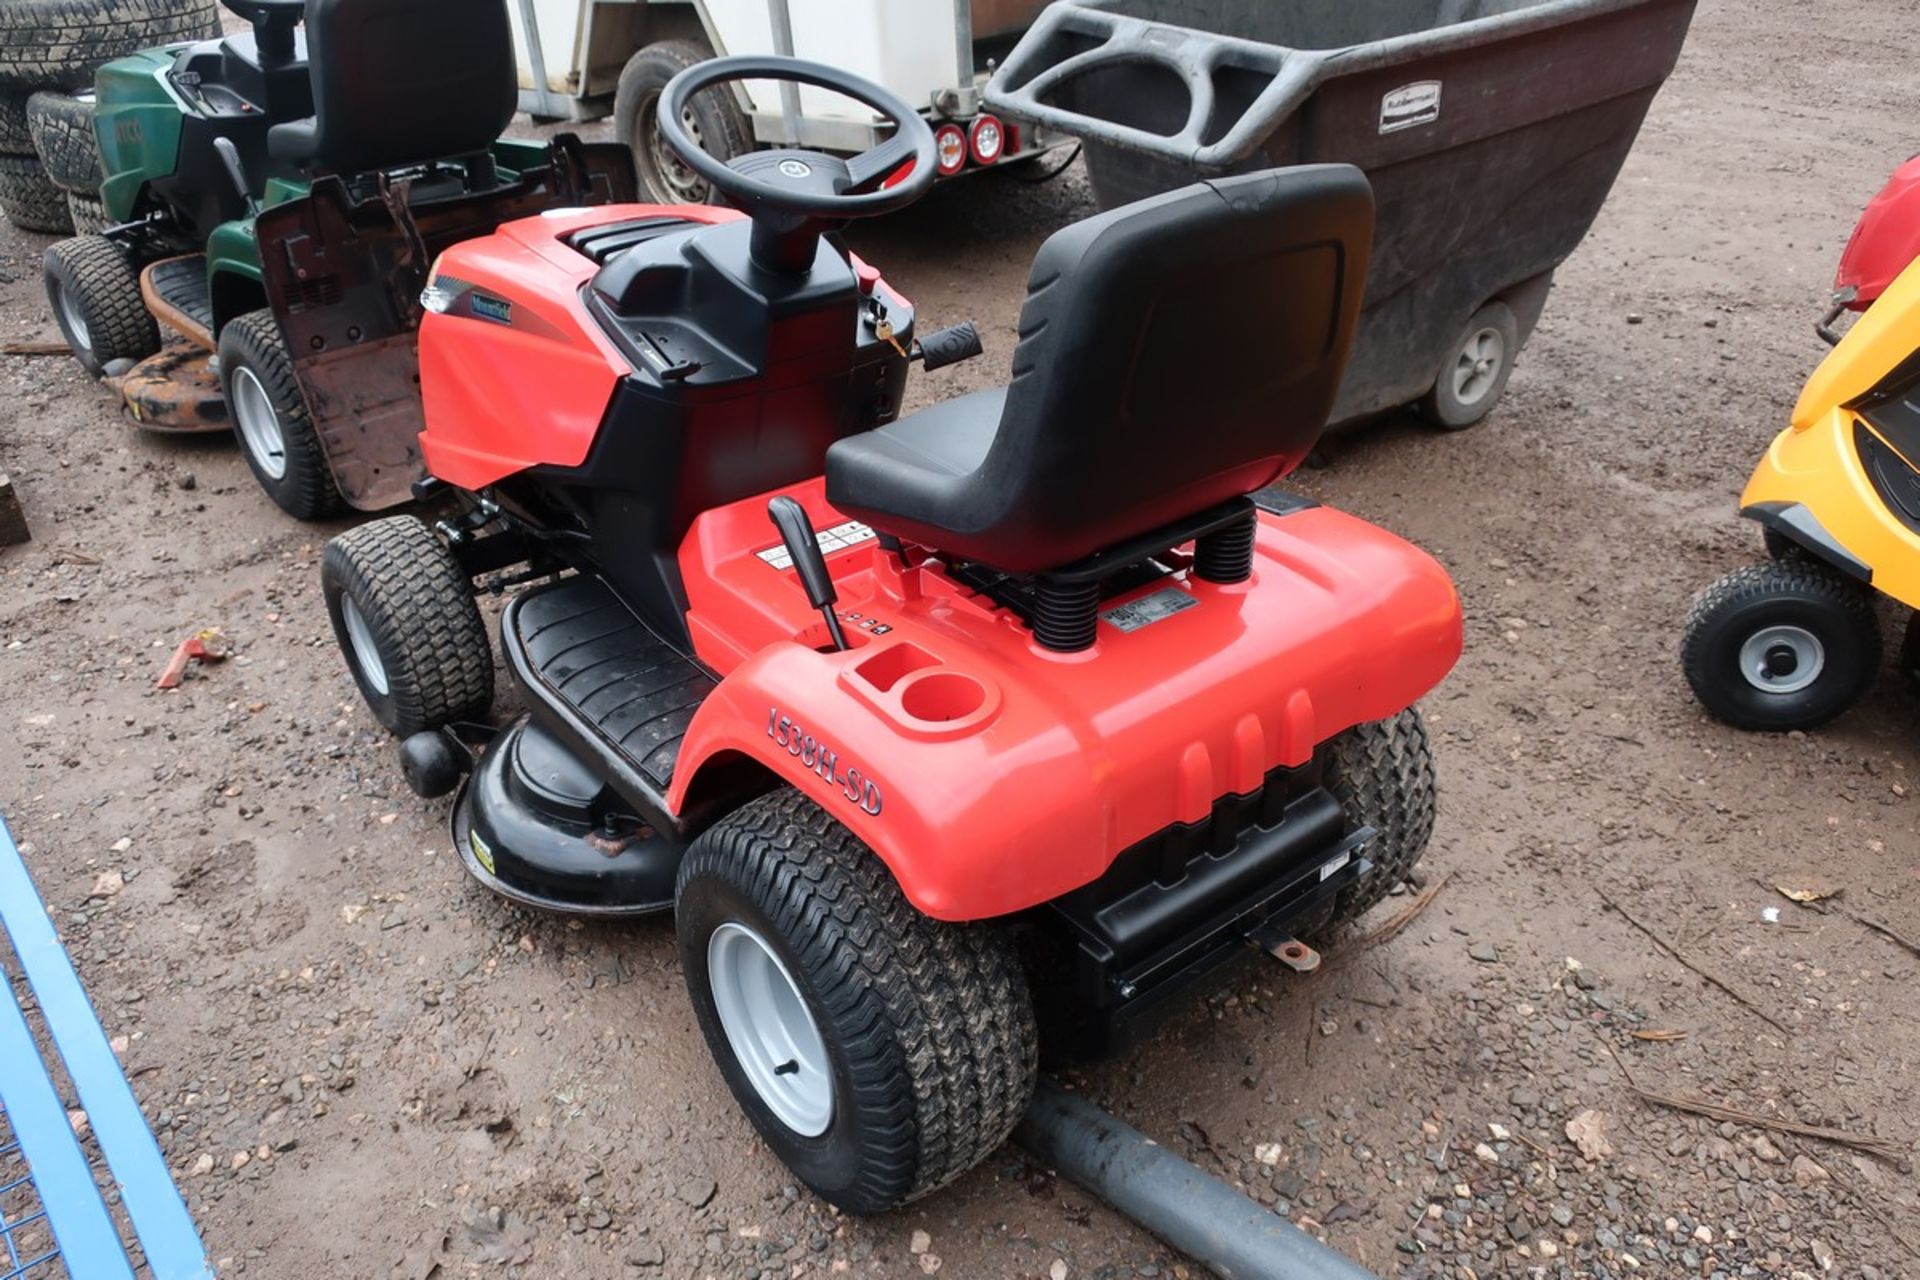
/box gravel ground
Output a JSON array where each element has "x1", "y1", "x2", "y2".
[{"x1": 1, "y1": 0, "x2": 1917, "y2": 1276}]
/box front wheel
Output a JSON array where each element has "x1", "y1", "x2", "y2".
[
  {"x1": 43, "y1": 233, "x2": 157, "y2": 374},
  {"x1": 321, "y1": 515, "x2": 495, "y2": 736},
  {"x1": 677, "y1": 788, "x2": 1037, "y2": 1213},
  {"x1": 1681, "y1": 560, "x2": 1881, "y2": 731},
  {"x1": 217, "y1": 308, "x2": 343, "y2": 520},
  {"x1": 1421, "y1": 301, "x2": 1519, "y2": 430}
]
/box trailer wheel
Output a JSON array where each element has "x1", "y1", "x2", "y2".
[
  {"x1": 677, "y1": 788, "x2": 1037, "y2": 1213},
  {"x1": 1421, "y1": 301, "x2": 1519, "y2": 430},
  {"x1": 613, "y1": 39, "x2": 750, "y2": 205},
  {"x1": 43, "y1": 232, "x2": 157, "y2": 374},
  {"x1": 1317, "y1": 707, "x2": 1436, "y2": 933},
  {"x1": 0, "y1": 153, "x2": 72, "y2": 233},
  {"x1": 1681, "y1": 560, "x2": 1880, "y2": 731},
  {"x1": 217, "y1": 308, "x2": 344, "y2": 520},
  {"x1": 321, "y1": 515, "x2": 495, "y2": 736}
]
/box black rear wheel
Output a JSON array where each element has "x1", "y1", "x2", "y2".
[
  {"x1": 613, "y1": 39, "x2": 750, "y2": 204},
  {"x1": 1681, "y1": 560, "x2": 1880, "y2": 731},
  {"x1": 677, "y1": 788, "x2": 1037, "y2": 1213},
  {"x1": 1316, "y1": 707, "x2": 1437, "y2": 934},
  {"x1": 43, "y1": 233, "x2": 157, "y2": 374},
  {"x1": 321, "y1": 515, "x2": 495, "y2": 736},
  {"x1": 217, "y1": 308, "x2": 344, "y2": 520}
]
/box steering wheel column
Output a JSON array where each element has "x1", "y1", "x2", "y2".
[{"x1": 659, "y1": 57, "x2": 938, "y2": 275}]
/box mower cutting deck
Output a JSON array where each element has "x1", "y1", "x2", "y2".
[{"x1": 320, "y1": 54, "x2": 1463, "y2": 1213}]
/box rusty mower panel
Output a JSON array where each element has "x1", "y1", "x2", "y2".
[
  {"x1": 107, "y1": 343, "x2": 229, "y2": 434},
  {"x1": 254, "y1": 139, "x2": 639, "y2": 512}
]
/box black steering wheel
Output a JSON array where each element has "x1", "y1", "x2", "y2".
[
  {"x1": 659, "y1": 56, "x2": 938, "y2": 274},
  {"x1": 224, "y1": 0, "x2": 304, "y2": 61}
]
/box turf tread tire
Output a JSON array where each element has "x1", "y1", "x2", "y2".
[
  {"x1": 677, "y1": 788, "x2": 1037, "y2": 1213},
  {"x1": 320, "y1": 516, "x2": 494, "y2": 736},
  {"x1": 0, "y1": 153, "x2": 72, "y2": 233},
  {"x1": 0, "y1": 0, "x2": 220, "y2": 90},
  {"x1": 218, "y1": 308, "x2": 344, "y2": 520},
  {"x1": 42, "y1": 232, "x2": 156, "y2": 373},
  {"x1": 1680, "y1": 559, "x2": 1880, "y2": 731},
  {"x1": 1318, "y1": 707, "x2": 1437, "y2": 933},
  {"x1": 25, "y1": 91, "x2": 101, "y2": 193}
]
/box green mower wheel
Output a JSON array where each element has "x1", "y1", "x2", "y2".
[{"x1": 43, "y1": 232, "x2": 157, "y2": 374}]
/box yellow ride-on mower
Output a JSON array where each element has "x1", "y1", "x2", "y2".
[{"x1": 1682, "y1": 160, "x2": 1920, "y2": 730}]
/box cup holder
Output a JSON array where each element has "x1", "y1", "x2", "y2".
[{"x1": 898, "y1": 670, "x2": 989, "y2": 724}]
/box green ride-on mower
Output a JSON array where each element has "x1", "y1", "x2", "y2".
[{"x1": 40, "y1": 0, "x2": 637, "y2": 519}]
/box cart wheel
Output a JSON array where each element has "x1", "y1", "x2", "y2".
[
  {"x1": 321, "y1": 515, "x2": 495, "y2": 736},
  {"x1": 1421, "y1": 301, "x2": 1519, "y2": 430},
  {"x1": 1315, "y1": 707, "x2": 1436, "y2": 934},
  {"x1": 42, "y1": 233, "x2": 157, "y2": 375},
  {"x1": 218, "y1": 308, "x2": 344, "y2": 520},
  {"x1": 677, "y1": 788, "x2": 1037, "y2": 1213},
  {"x1": 613, "y1": 39, "x2": 751, "y2": 205},
  {"x1": 1681, "y1": 560, "x2": 1880, "y2": 731}
]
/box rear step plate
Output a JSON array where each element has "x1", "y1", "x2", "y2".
[
  {"x1": 503, "y1": 576, "x2": 714, "y2": 818},
  {"x1": 139, "y1": 255, "x2": 214, "y2": 350}
]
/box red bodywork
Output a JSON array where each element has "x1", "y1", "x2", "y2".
[
  {"x1": 1836, "y1": 155, "x2": 1920, "y2": 310},
  {"x1": 422, "y1": 206, "x2": 1464, "y2": 922}
]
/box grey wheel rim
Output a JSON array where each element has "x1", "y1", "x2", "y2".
[
  {"x1": 57, "y1": 281, "x2": 92, "y2": 353},
  {"x1": 342, "y1": 594, "x2": 390, "y2": 697},
  {"x1": 1450, "y1": 326, "x2": 1507, "y2": 407},
  {"x1": 707, "y1": 921, "x2": 833, "y2": 1137},
  {"x1": 641, "y1": 91, "x2": 712, "y2": 203},
  {"x1": 232, "y1": 366, "x2": 288, "y2": 481},
  {"x1": 1739, "y1": 623, "x2": 1825, "y2": 695}
]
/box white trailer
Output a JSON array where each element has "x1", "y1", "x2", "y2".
[{"x1": 507, "y1": 0, "x2": 1062, "y2": 202}]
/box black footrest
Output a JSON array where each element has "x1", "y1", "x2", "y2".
[
  {"x1": 504, "y1": 577, "x2": 713, "y2": 804},
  {"x1": 144, "y1": 255, "x2": 213, "y2": 342}
]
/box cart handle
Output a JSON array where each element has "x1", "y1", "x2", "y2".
[{"x1": 984, "y1": 3, "x2": 1311, "y2": 166}]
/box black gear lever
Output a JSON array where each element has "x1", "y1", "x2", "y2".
[{"x1": 767, "y1": 497, "x2": 848, "y2": 651}]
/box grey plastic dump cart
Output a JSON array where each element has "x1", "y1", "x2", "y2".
[{"x1": 985, "y1": 0, "x2": 1698, "y2": 428}]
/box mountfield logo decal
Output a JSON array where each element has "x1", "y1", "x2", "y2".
[{"x1": 1379, "y1": 81, "x2": 1442, "y2": 134}]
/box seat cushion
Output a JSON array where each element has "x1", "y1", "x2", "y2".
[{"x1": 825, "y1": 387, "x2": 1003, "y2": 530}]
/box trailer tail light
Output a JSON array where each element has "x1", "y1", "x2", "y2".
[
  {"x1": 934, "y1": 124, "x2": 967, "y2": 176},
  {"x1": 969, "y1": 114, "x2": 1005, "y2": 165}
]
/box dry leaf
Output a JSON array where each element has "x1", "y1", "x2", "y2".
[
  {"x1": 1565, "y1": 1108, "x2": 1612, "y2": 1160},
  {"x1": 1772, "y1": 879, "x2": 1839, "y2": 904},
  {"x1": 1632, "y1": 1029, "x2": 1689, "y2": 1042}
]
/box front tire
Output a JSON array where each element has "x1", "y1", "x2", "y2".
[
  {"x1": 1317, "y1": 708, "x2": 1437, "y2": 933},
  {"x1": 217, "y1": 308, "x2": 343, "y2": 520},
  {"x1": 43, "y1": 233, "x2": 157, "y2": 374},
  {"x1": 612, "y1": 39, "x2": 751, "y2": 205},
  {"x1": 677, "y1": 789, "x2": 1037, "y2": 1213},
  {"x1": 1421, "y1": 301, "x2": 1519, "y2": 430},
  {"x1": 321, "y1": 515, "x2": 495, "y2": 736},
  {"x1": 1681, "y1": 560, "x2": 1880, "y2": 731}
]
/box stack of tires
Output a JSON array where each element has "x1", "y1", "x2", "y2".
[{"x1": 0, "y1": 0, "x2": 219, "y2": 234}]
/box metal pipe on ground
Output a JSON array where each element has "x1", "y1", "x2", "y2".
[{"x1": 1016, "y1": 1079, "x2": 1381, "y2": 1280}]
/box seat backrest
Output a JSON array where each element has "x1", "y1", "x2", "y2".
[
  {"x1": 294, "y1": 0, "x2": 516, "y2": 174},
  {"x1": 974, "y1": 165, "x2": 1373, "y2": 563}
]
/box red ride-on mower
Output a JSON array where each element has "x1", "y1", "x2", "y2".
[{"x1": 321, "y1": 56, "x2": 1462, "y2": 1212}]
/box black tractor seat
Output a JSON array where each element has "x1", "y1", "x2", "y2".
[
  {"x1": 825, "y1": 166, "x2": 1374, "y2": 576},
  {"x1": 266, "y1": 0, "x2": 517, "y2": 178}
]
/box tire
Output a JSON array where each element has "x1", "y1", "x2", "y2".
[
  {"x1": 320, "y1": 515, "x2": 495, "y2": 736},
  {"x1": 612, "y1": 39, "x2": 751, "y2": 205},
  {"x1": 1314, "y1": 708, "x2": 1437, "y2": 933},
  {"x1": 1681, "y1": 560, "x2": 1881, "y2": 731},
  {"x1": 216, "y1": 308, "x2": 344, "y2": 520},
  {"x1": 1903, "y1": 611, "x2": 1920, "y2": 692},
  {"x1": 0, "y1": 93, "x2": 32, "y2": 154},
  {"x1": 677, "y1": 789, "x2": 1037, "y2": 1213},
  {"x1": 42, "y1": 232, "x2": 157, "y2": 374},
  {"x1": 0, "y1": 153, "x2": 73, "y2": 233},
  {"x1": 1421, "y1": 300, "x2": 1520, "y2": 430},
  {"x1": 0, "y1": 0, "x2": 220, "y2": 91},
  {"x1": 1761, "y1": 525, "x2": 1806, "y2": 561},
  {"x1": 65, "y1": 189, "x2": 107, "y2": 233},
  {"x1": 26, "y1": 90, "x2": 101, "y2": 193}
]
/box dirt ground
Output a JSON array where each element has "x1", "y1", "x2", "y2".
[{"x1": 3, "y1": 0, "x2": 1918, "y2": 1276}]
